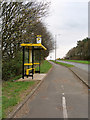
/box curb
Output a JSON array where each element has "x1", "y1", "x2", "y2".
[
  {"x1": 8, "y1": 66, "x2": 53, "y2": 118},
  {"x1": 68, "y1": 67, "x2": 90, "y2": 88},
  {"x1": 51, "y1": 61, "x2": 90, "y2": 88}
]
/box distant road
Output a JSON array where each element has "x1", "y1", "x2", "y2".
[{"x1": 57, "y1": 60, "x2": 89, "y2": 73}]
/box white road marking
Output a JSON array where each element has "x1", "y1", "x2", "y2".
[
  {"x1": 61, "y1": 85, "x2": 64, "y2": 89},
  {"x1": 62, "y1": 93, "x2": 65, "y2": 95},
  {"x1": 62, "y1": 96, "x2": 68, "y2": 119}
]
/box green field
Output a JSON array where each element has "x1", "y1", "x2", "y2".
[
  {"x1": 61, "y1": 59, "x2": 90, "y2": 64},
  {"x1": 51, "y1": 60, "x2": 74, "y2": 67}
]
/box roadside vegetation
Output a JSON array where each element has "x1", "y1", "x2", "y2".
[
  {"x1": 35, "y1": 60, "x2": 52, "y2": 73},
  {"x1": 2, "y1": 60, "x2": 52, "y2": 118},
  {"x1": 2, "y1": 81, "x2": 36, "y2": 118},
  {"x1": 65, "y1": 38, "x2": 90, "y2": 60},
  {"x1": 51, "y1": 60, "x2": 74, "y2": 67},
  {"x1": 39, "y1": 60, "x2": 52, "y2": 73},
  {"x1": 60, "y1": 59, "x2": 90, "y2": 64}
]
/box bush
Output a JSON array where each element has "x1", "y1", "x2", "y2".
[{"x1": 2, "y1": 52, "x2": 22, "y2": 81}]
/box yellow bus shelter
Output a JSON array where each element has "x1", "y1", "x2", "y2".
[{"x1": 21, "y1": 43, "x2": 47, "y2": 79}]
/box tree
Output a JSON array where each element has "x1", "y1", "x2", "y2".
[
  {"x1": 1, "y1": 1, "x2": 50, "y2": 61},
  {"x1": 65, "y1": 37, "x2": 90, "y2": 60},
  {"x1": 1, "y1": 1, "x2": 54, "y2": 80}
]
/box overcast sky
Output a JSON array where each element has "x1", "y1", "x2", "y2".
[{"x1": 40, "y1": 0, "x2": 88, "y2": 60}]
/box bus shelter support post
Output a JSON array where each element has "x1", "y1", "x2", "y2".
[{"x1": 22, "y1": 46, "x2": 25, "y2": 79}]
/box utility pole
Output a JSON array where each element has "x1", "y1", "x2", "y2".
[
  {"x1": 55, "y1": 34, "x2": 60, "y2": 62},
  {"x1": 55, "y1": 35, "x2": 57, "y2": 62},
  {"x1": 50, "y1": 56, "x2": 52, "y2": 60}
]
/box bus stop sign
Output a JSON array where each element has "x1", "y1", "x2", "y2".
[{"x1": 36, "y1": 35, "x2": 42, "y2": 44}]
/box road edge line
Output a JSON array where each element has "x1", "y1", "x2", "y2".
[
  {"x1": 51, "y1": 61, "x2": 89, "y2": 88},
  {"x1": 68, "y1": 67, "x2": 90, "y2": 88}
]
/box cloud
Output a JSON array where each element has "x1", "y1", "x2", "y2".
[{"x1": 41, "y1": 0, "x2": 88, "y2": 59}]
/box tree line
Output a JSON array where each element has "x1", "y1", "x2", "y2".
[
  {"x1": 65, "y1": 37, "x2": 90, "y2": 60},
  {"x1": 1, "y1": 1, "x2": 54, "y2": 81}
]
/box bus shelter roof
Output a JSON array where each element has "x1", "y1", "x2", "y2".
[{"x1": 21, "y1": 43, "x2": 47, "y2": 50}]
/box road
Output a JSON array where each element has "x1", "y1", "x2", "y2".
[
  {"x1": 14, "y1": 61, "x2": 88, "y2": 119},
  {"x1": 57, "y1": 60, "x2": 89, "y2": 73}
]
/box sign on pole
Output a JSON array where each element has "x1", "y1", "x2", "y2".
[{"x1": 36, "y1": 35, "x2": 42, "y2": 44}]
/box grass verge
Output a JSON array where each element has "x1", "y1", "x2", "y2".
[
  {"x1": 2, "y1": 81, "x2": 38, "y2": 118},
  {"x1": 60, "y1": 59, "x2": 90, "y2": 64},
  {"x1": 11, "y1": 75, "x2": 22, "y2": 82},
  {"x1": 36, "y1": 60, "x2": 52, "y2": 73},
  {"x1": 51, "y1": 60, "x2": 74, "y2": 67},
  {"x1": 2, "y1": 60, "x2": 52, "y2": 118}
]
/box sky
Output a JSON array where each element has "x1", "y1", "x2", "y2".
[
  {"x1": 7, "y1": 0, "x2": 88, "y2": 60},
  {"x1": 40, "y1": 0, "x2": 88, "y2": 60}
]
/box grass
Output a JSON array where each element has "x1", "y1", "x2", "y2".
[
  {"x1": 36, "y1": 60, "x2": 52, "y2": 73},
  {"x1": 2, "y1": 60, "x2": 52, "y2": 118},
  {"x1": 0, "y1": 96, "x2": 2, "y2": 119},
  {"x1": 11, "y1": 74, "x2": 22, "y2": 82},
  {"x1": 2, "y1": 81, "x2": 36, "y2": 118},
  {"x1": 51, "y1": 60, "x2": 74, "y2": 67},
  {"x1": 60, "y1": 59, "x2": 90, "y2": 64}
]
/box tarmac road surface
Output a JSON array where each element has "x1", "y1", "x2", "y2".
[
  {"x1": 14, "y1": 61, "x2": 88, "y2": 119},
  {"x1": 57, "y1": 60, "x2": 89, "y2": 73}
]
